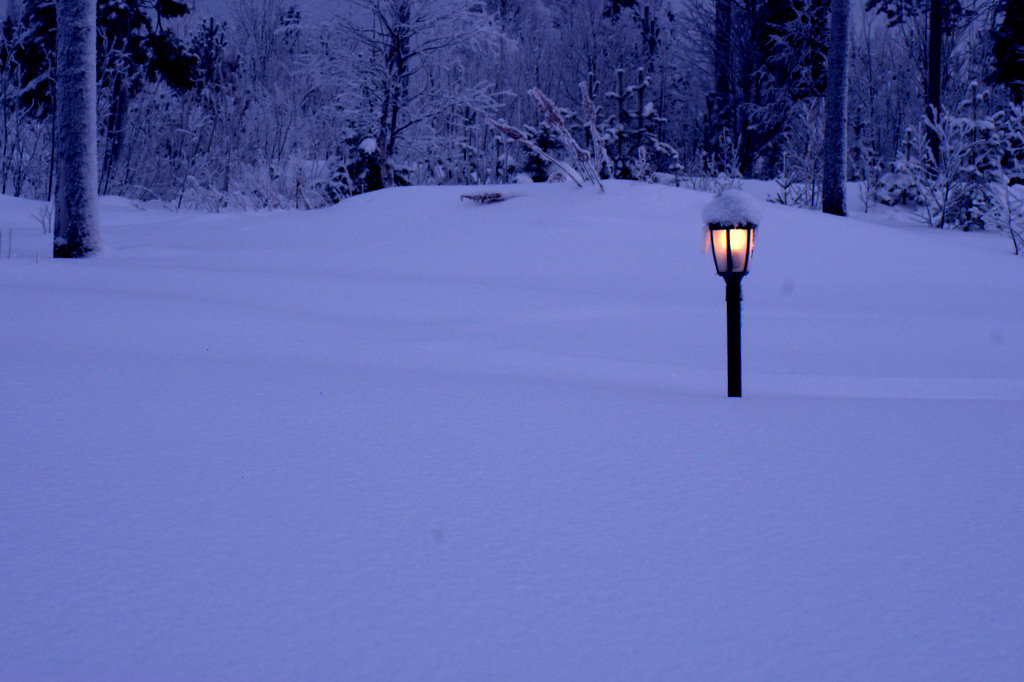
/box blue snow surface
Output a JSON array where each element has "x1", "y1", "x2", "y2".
[{"x1": 1, "y1": 181, "x2": 1022, "y2": 680}]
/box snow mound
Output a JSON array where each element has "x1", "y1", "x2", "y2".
[{"x1": 358, "y1": 137, "x2": 378, "y2": 154}]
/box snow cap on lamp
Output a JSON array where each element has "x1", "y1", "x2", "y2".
[{"x1": 702, "y1": 189, "x2": 762, "y2": 228}]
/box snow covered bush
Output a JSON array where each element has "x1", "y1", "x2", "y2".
[
  {"x1": 873, "y1": 85, "x2": 1024, "y2": 239},
  {"x1": 916, "y1": 106, "x2": 996, "y2": 229},
  {"x1": 875, "y1": 129, "x2": 922, "y2": 207},
  {"x1": 604, "y1": 67, "x2": 679, "y2": 180},
  {"x1": 988, "y1": 103, "x2": 1024, "y2": 252},
  {"x1": 769, "y1": 98, "x2": 825, "y2": 209},
  {"x1": 488, "y1": 87, "x2": 604, "y2": 190},
  {"x1": 904, "y1": 86, "x2": 1003, "y2": 231},
  {"x1": 340, "y1": 0, "x2": 500, "y2": 191}
]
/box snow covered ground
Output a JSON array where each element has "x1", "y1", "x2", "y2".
[{"x1": 1, "y1": 181, "x2": 1022, "y2": 680}]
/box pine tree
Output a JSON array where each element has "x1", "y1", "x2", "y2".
[{"x1": 742, "y1": 0, "x2": 829, "y2": 178}]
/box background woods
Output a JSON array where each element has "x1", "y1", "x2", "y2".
[{"x1": 1, "y1": 0, "x2": 1021, "y2": 223}]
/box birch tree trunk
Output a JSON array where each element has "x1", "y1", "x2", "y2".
[
  {"x1": 54, "y1": 0, "x2": 99, "y2": 258},
  {"x1": 822, "y1": 0, "x2": 850, "y2": 216}
]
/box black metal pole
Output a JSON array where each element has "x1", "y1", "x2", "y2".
[{"x1": 725, "y1": 275, "x2": 742, "y2": 397}]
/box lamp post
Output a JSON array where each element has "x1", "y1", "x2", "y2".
[{"x1": 703, "y1": 191, "x2": 760, "y2": 398}]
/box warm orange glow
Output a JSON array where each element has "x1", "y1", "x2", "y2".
[{"x1": 711, "y1": 226, "x2": 751, "y2": 273}]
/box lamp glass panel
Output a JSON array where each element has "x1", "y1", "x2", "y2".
[
  {"x1": 711, "y1": 227, "x2": 751, "y2": 274},
  {"x1": 728, "y1": 228, "x2": 750, "y2": 272},
  {"x1": 711, "y1": 228, "x2": 729, "y2": 273}
]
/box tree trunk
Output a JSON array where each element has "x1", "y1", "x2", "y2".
[
  {"x1": 711, "y1": 0, "x2": 734, "y2": 164},
  {"x1": 635, "y1": 68, "x2": 646, "y2": 157},
  {"x1": 926, "y1": 0, "x2": 943, "y2": 162},
  {"x1": 822, "y1": 0, "x2": 850, "y2": 216},
  {"x1": 713, "y1": 0, "x2": 733, "y2": 115},
  {"x1": 47, "y1": 97, "x2": 56, "y2": 200},
  {"x1": 54, "y1": 0, "x2": 99, "y2": 258},
  {"x1": 100, "y1": 70, "x2": 129, "y2": 195}
]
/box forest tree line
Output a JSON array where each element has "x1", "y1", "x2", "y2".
[{"x1": 1, "y1": 0, "x2": 1023, "y2": 230}]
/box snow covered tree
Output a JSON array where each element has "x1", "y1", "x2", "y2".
[
  {"x1": 866, "y1": 0, "x2": 967, "y2": 161},
  {"x1": 4, "y1": 0, "x2": 58, "y2": 197},
  {"x1": 738, "y1": 0, "x2": 829, "y2": 178},
  {"x1": 989, "y1": 102, "x2": 1024, "y2": 252},
  {"x1": 823, "y1": 0, "x2": 850, "y2": 215},
  {"x1": 53, "y1": 0, "x2": 98, "y2": 257},
  {"x1": 847, "y1": 5, "x2": 919, "y2": 175},
  {"x1": 1, "y1": 10, "x2": 42, "y2": 196},
  {"x1": 95, "y1": 0, "x2": 193, "y2": 193},
  {"x1": 902, "y1": 83, "x2": 1001, "y2": 230},
  {"x1": 8, "y1": 0, "x2": 195, "y2": 195},
  {"x1": 342, "y1": 0, "x2": 498, "y2": 190},
  {"x1": 7, "y1": 0, "x2": 55, "y2": 115},
  {"x1": 772, "y1": 98, "x2": 826, "y2": 207}
]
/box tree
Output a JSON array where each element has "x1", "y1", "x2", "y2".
[
  {"x1": 342, "y1": 0, "x2": 498, "y2": 190},
  {"x1": 10, "y1": 0, "x2": 195, "y2": 194},
  {"x1": 989, "y1": 0, "x2": 1024, "y2": 103},
  {"x1": 53, "y1": 0, "x2": 98, "y2": 257},
  {"x1": 866, "y1": 0, "x2": 965, "y2": 160},
  {"x1": 925, "y1": 0, "x2": 943, "y2": 159},
  {"x1": 95, "y1": 0, "x2": 193, "y2": 193},
  {"x1": 823, "y1": 0, "x2": 850, "y2": 215},
  {"x1": 709, "y1": 0, "x2": 734, "y2": 168}
]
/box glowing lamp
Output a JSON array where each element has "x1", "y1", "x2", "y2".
[
  {"x1": 708, "y1": 223, "x2": 756, "y2": 278},
  {"x1": 702, "y1": 191, "x2": 762, "y2": 397}
]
